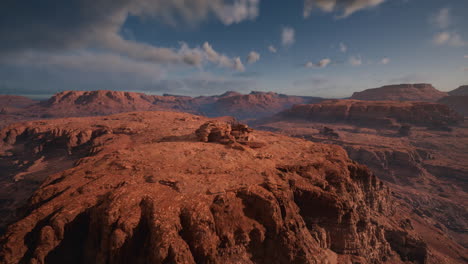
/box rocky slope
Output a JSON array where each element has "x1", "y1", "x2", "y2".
[
  {"x1": 350, "y1": 84, "x2": 448, "y2": 102},
  {"x1": 273, "y1": 100, "x2": 463, "y2": 128},
  {"x1": 438, "y1": 96, "x2": 468, "y2": 116},
  {"x1": 0, "y1": 95, "x2": 37, "y2": 109},
  {"x1": 448, "y1": 85, "x2": 468, "y2": 96},
  {"x1": 38, "y1": 90, "x2": 197, "y2": 117},
  {"x1": 255, "y1": 101, "x2": 468, "y2": 255},
  {"x1": 1, "y1": 112, "x2": 465, "y2": 263}
]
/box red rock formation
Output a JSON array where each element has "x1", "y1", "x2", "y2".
[
  {"x1": 275, "y1": 100, "x2": 462, "y2": 128},
  {"x1": 2, "y1": 112, "x2": 462, "y2": 263},
  {"x1": 438, "y1": 95, "x2": 468, "y2": 116},
  {"x1": 254, "y1": 115, "x2": 468, "y2": 255},
  {"x1": 206, "y1": 91, "x2": 323, "y2": 119},
  {"x1": 351, "y1": 84, "x2": 448, "y2": 102},
  {"x1": 1, "y1": 90, "x2": 323, "y2": 124},
  {"x1": 0, "y1": 95, "x2": 37, "y2": 108},
  {"x1": 39, "y1": 90, "x2": 197, "y2": 117}
]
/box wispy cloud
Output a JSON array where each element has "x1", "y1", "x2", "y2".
[
  {"x1": 339, "y1": 42, "x2": 348, "y2": 53},
  {"x1": 429, "y1": 8, "x2": 466, "y2": 47},
  {"x1": 433, "y1": 32, "x2": 466, "y2": 47},
  {"x1": 305, "y1": 58, "x2": 331, "y2": 68},
  {"x1": 268, "y1": 45, "x2": 277, "y2": 53},
  {"x1": 380, "y1": 57, "x2": 390, "y2": 65},
  {"x1": 282, "y1": 27, "x2": 296, "y2": 47},
  {"x1": 349, "y1": 56, "x2": 362, "y2": 66},
  {"x1": 430, "y1": 8, "x2": 451, "y2": 29},
  {"x1": 202, "y1": 42, "x2": 245, "y2": 71},
  {"x1": 303, "y1": 0, "x2": 386, "y2": 18},
  {"x1": 247, "y1": 51, "x2": 260, "y2": 64}
]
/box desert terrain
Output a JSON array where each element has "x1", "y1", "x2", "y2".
[{"x1": 0, "y1": 83, "x2": 467, "y2": 264}]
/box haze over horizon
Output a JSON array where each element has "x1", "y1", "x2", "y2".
[{"x1": 0, "y1": 0, "x2": 467, "y2": 99}]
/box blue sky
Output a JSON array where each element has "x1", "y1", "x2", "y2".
[{"x1": 0, "y1": 0, "x2": 467, "y2": 98}]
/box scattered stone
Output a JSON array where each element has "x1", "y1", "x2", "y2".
[{"x1": 158, "y1": 180, "x2": 180, "y2": 192}]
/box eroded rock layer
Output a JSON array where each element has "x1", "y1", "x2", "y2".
[
  {"x1": 1, "y1": 112, "x2": 460, "y2": 263},
  {"x1": 275, "y1": 100, "x2": 462, "y2": 128},
  {"x1": 350, "y1": 84, "x2": 448, "y2": 102}
]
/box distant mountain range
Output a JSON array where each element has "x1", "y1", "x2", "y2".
[{"x1": 2, "y1": 84, "x2": 466, "y2": 128}]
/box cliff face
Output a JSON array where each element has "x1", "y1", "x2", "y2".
[
  {"x1": 351, "y1": 84, "x2": 448, "y2": 102},
  {"x1": 0, "y1": 111, "x2": 447, "y2": 264},
  {"x1": 254, "y1": 110, "x2": 468, "y2": 257},
  {"x1": 276, "y1": 100, "x2": 463, "y2": 128}
]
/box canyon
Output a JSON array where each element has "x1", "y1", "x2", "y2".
[{"x1": 0, "y1": 83, "x2": 467, "y2": 263}]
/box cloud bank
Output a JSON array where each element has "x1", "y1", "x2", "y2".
[{"x1": 0, "y1": 0, "x2": 258, "y2": 70}]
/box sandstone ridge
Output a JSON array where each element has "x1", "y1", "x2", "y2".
[
  {"x1": 350, "y1": 84, "x2": 448, "y2": 102},
  {"x1": 1, "y1": 112, "x2": 459, "y2": 263}
]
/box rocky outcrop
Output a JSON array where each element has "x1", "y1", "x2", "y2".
[
  {"x1": 275, "y1": 100, "x2": 463, "y2": 128},
  {"x1": 0, "y1": 111, "x2": 453, "y2": 264},
  {"x1": 448, "y1": 85, "x2": 468, "y2": 96},
  {"x1": 0, "y1": 121, "x2": 118, "y2": 234},
  {"x1": 195, "y1": 121, "x2": 262, "y2": 149},
  {"x1": 253, "y1": 115, "x2": 468, "y2": 254},
  {"x1": 438, "y1": 95, "x2": 468, "y2": 116},
  {"x1": 351, "y1": 84, "x2": 448, "y2": 102},
  {"x1": 343, "y1": 146, "x2": 429, "y2": 185}
]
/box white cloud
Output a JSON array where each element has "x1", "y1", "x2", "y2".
[
  {"x1": 282, "y1": 27, "x2": 296, "y2": 46},
  {"x1": 247, "y1": 51, "x2": 260, "y2": 64},
  {"x1": 339, "y1": 42, "x2": 347, "y2": 53},
  {"x1": 349, "y1": 56, "x2": 362, "y2": 66},
  {"x1": 380, "y1": 57, "x2": 390, "y2": 65},
  {"x1": 305, "y1": 58, "x2": 331, "y2": 68},
  {"x1": 464, "y1": 55, "x2": 468, "y2": 59},
  {"x1": 202, "y1": 42, "x2": 245, "y2": 71},
  {"x1": 0, "y1": 0, "x2": 258, "y2": 72},
  {"x1": 305, "y1": 61, "x2": 315, "y2": 68},
  {"x1": 127, "y1": 0, "x2": 260, "y2": 26},
  {"x1": 303, "y1": 0, "x2": 386, "y2": 18},
  {"x1": 431, "y1": 8, "x2": 451, "y2": 29},
  {"x1": 318, "y1": 58, "x2": 331, "y2": 68},
  {"x1": 433, "y1": 32, "x2": 466, "y2": 47},
  {"x1": 268, "y1": 45, "x2": 277, "y2": 53},
  {"x1": 233, "y1": 57, "x2": 246, "y2": 72}
]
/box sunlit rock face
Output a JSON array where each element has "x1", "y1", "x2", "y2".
[{"x1": 1, "y1": 111, "x2": 453, "y2": 264}]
